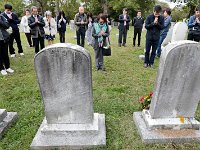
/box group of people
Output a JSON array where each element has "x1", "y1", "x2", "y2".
[{"x1": 0, "y1": 3, "x2": 200, "y2": 75}]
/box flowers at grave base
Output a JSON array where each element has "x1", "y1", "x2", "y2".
[
  {"x1": 179, "y1": 116, "x2": 185, "y2": 124},
  {"x1": 139, "y1": 92, "x2": 153, "y2": 110}
]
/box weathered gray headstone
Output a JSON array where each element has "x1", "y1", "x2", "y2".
[
  {"x1": 0, "y1": 109, "x2": 18, "y2": 139},
  {"x1": 134, "y1": 41, "x2": 200, "y2": 143},
  {"x1": 31, "y1": 43, "x2": 106, "y2": 149}
]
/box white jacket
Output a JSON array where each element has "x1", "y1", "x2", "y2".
[
  {"x1": 44, "y1": 17, "x2": 57, "y2": 36},
  {"x1": 20, "y1": 15, "x2": 31, "y2": 33}
]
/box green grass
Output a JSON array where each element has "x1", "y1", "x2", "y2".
[{"x1": 0, "y1": 27, "x2": 200, "y2": 150}]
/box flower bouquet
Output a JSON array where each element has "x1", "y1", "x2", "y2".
[{"x1": 139, "y1": 92, "x2": 153, "y2": 110}]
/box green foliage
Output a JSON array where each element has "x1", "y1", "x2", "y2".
[{"x1": 171, "y1": 7, "x2": 188, "y2": 21}]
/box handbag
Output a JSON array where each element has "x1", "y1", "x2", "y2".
[{"x1": 102, "y1": 37, "x2": 111, "y2": 56}]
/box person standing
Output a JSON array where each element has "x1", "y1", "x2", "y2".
[
  {"x1": 133, "y1": 10, "x2": 144, "y2": 47},
  {"x1": 144, "y1": 5, "x2": 164, "y2": 68},
  {"x1": 44, "y1": 11, "x2": 57, "y2": 45},
  {"x1": 28, "y1": 6, "x2": 45, "y2": 54},
  {"x1": 187, "y1": 6, "x2": 200, "y2": 42},
  {"x1": 57, "y1": 11, "x2": 67, "y2": 43},
  {"x1": 0, "y1": 13, "x2": 14, "y2": 75},
  {"x1": 86, "y1": 12, "x2": 94, "y2": 46},
  {"x1": 156, "y1": 8, "x2": 172, "y2": 58},
  {"x1": 92, "y1": 14, "x2": 109, "y2": 71},
  {"x1": 118, "y1": 8, "x2": 130, "y2": 47},
  {"x1": 74, "y1": 7, "x2": 88, "y2": 47},
  {"x1": 21, "y1": 9, "x2": 33, "y2": 47},
  {"x1": 2, "y1": 4, "x2": 24, "y2": 57}
]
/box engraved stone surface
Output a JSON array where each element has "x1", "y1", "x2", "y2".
[
  {"x1": 133, "y1": 41, "x2": 200, "y2": 143},
  {"x1": 31, "y1": 43, "x2": 106, "y2": 149}
]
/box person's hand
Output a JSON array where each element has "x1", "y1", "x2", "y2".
[
  {"x1": 81, "y1": 20, "x2": 84, "y2": 24},
  {"x1": 154, "y1": 17, "x2": 158, "y2": 24},
  {"x1": 195, "y1": 18, "x2": 200, "y2": 23},
  {"x1": 100, "y1": 30, "x2": 105, "y2": 35},
  {"x1": 35, "y1": 18, "x2": 38, "y2": 23},
  {"x1": 9, "y1": 16, "x2": 12, "y2": 19}
]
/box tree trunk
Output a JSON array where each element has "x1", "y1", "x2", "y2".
[{"x1": 101, "y1": 0, "x2": 108, "y2": 14}]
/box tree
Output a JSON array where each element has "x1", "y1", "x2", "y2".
[{"x1": 186, "y1": 0, "x2": 200, "y2": 17}]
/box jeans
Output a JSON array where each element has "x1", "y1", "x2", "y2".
[
  {"x1": 76, "y1": 27, "x2": 86, "y2": 47},
  {"x1": 145, "y1": 39, "x2": 159, "y2": 65},
  {"x1": 156, "y1": 34, "x2": 167, "y2": 57}
]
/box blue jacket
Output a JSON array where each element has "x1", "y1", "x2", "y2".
[
  {"x1": 188, "y1": 15, "x2": 200, "y2": 30},
  {"x1": 2, "y1": 12, "x2": 20, "y2": 31},
  {"x1": 160, "y1": 16, "x2": 172, "y2": 36}
]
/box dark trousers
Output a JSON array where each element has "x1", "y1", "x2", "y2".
[
  {"x1": 25, "y1": 33, "x2": 33, "y2": 47},
  {"x1": 76, "y1": 28, "x2": 86, "y2": 47},
  {"x1": 9, "y1": 30, "x2": 23, "y2": 54},
  {"x1": 59, "y1": 32, "x2": 65, "y2": 43},
  {"x1": 0, "y1": 41, "x2": 10, "y2": 70},
  {"x1": 33, "y1": 35, "x2": 45, "y2": 54},
  {"x1": 94, "y1": 47, "x2": 104, "y2": 69},
  {"x1": 187, "y1": 32, "x2": 200, "y2": 42},
  {"x1": 133, "y1": 28, "x2": 142, "y2": 46},
  {"x1": 118, "y1": 28, "x2": 127, "y2": 44},
  {"x1": 145, "y1": 39, "x2": 159, "y2": 65}
]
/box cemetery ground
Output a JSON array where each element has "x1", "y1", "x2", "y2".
[{"x1": 0, "y1": 27, "x2": 200, "y2": 150}]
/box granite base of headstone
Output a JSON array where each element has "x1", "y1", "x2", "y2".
[
  {"x1": 134, "y1": 41, "x2": 200, "y2": 143},
  {"x1": 30, "y1": 43, "x2": 106, "y2": 149},
  {"x1": 0, "y1": 109, "x2": 18, "y2": 139}
]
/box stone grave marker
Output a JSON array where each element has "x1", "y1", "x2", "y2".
[
  {"x1": 30, "y1": 43, "x2": 106, "y2": 149},
  {"x1": 171, "y1": 22, "x2": 188, "y2": 42},
  {"x1": 134, "y1": 41, "x2": 200, "y2": 143},
  {"x1": 0, "y1": 109, "x2": 18, "y2": 139}
]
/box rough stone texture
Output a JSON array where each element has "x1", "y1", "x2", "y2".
[
  {"x1": 139, "y1": 55, "x2": 145, "y2": 60},
  {"x1": 34, "y1": 43, "x2": 93, "y2": 124},
  {"x1": 133, "y1": 112, "x2": 200, "y2": 144},
  {"x1": 171, "y1": 22, "x2": 188, "y2": 42},
  {"x1": 31, "y1": 114, "x2": 106, "y2": 150},
  {"x1": 150, "y1": 41, "x2": 200, "y2": 119},
  {"x1": 0, "y1": 111, "x2": 18, "y2": 139},
  {"x1": 142, "y1": 110, "x2": 200, "y2": 130},
  {"x1": 31, "y1": 43, "x2": 106, "y2": 149},
  {"x1": 162, "y1": 28, "x2": 173, "y2": 46},
  {"x1": 0, "y1": 109, "x2": 7, "y2": 122}
]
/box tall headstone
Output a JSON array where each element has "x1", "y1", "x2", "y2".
[
  {"x1": 0, "y1": 109, "x2": 18, "y2": 139},
  {"x1": 134, "y1": 41, "x2": 200, "y2": 143},
  {"x1": 171, "y1": 22, "x2": 188, "y2": 42},
  {"x1": 31, "y1": 43, "x2": 106, "y2": 149}
]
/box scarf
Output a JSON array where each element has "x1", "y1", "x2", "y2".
[{"x1": 93, "y1": 22, "x2": 107, "y2": 47}]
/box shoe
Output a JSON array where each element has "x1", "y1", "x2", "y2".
[
  {"x1": 150, "y1": 64, "x2": 154, "y2": 69},
  {"x1": 1, "y1": 70, "x2": 7, "y2": 75},
  {"x1": 10, "y1": 54, "x2": 16, "y2": 58},
  {"x1": 122, "y1": 44, "x2": 126, "y2": 47},
  {"x1": 19, "y1": 53, "x2": 24, "y2": 56},
  {"x1": 6, "y1": 68, "x2": 14, "y2": 73},
  {"x1": 144, "y1": 63, "x2": 148, "y2": 68},
  {"x1": 118, "y1": 43, "x2": 121, "y2": 47}
]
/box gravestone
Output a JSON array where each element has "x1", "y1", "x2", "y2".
[
  {"x1": 30, "y1": 43, "x2": 106, "y2": 149},
  {"x1": 0, "y1": 109, "x2": 18, "y2": 139},
  {"x1": 171, "y1": 22, "x2": 188, "y2": 42},
  {"x1": 70, "y1": 20, "x2": 75, "y2": 30},
  {"x1": 134, "y1": 41, "x2": 200, "y2": 143}
]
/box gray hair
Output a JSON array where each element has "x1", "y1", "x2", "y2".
[{"x1": 45, "y1": 10, "x2": 52, "y2": 17}]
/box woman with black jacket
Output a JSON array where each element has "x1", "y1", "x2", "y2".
[
  {"x1": 0, "y1": 13, "x2": 14, "y2": 75},
  {"x1": 57, "y1": 11, "x2": 67, "y2": 43}
]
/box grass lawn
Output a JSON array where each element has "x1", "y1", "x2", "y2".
[{"x1": 0, "y1": 27, "x2": 200, "y2": 150}]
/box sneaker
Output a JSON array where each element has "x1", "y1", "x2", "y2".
[
  {"x1": 6, "y1": 68, "x2": 14, "y2": 73},
  {"x1": 150, "y1": 64, "x2": 154, "y2": 69},
  {"x1": 19, "y1": 53, "x2": 24, "y2": 56},
  {"x1": 1, "y1": 70, "x2": 7, "y2": 75},
  {"x1": 10, "y1": 54, "x2": 16, "y2": 58},
  {"x1": 144, "y1": 63, "x2": 148, "y2": 68}
]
